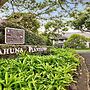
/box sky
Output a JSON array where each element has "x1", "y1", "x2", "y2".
[
  {"x1": 36, "y1": 0, "x2": 44, "y2": 3},
  {"x1": 0, "y1": 0, "x2": 88, "y2": 18}
]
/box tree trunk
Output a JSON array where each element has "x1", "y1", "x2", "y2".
[{"x1": 0, "y1": 0, "x2": 8, "y2": 8}]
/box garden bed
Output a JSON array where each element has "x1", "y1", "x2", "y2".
[{"x1": 0, "y1": 48, "x2": 80, "y2": 90}]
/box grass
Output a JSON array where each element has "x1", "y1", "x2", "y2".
[{"x1": 75, "y1": 49, "x2": 90, "y2": 53}]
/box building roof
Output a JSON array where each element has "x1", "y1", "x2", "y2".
[
  {"x1": 54, "y1": 36, "x2": 67, "y2": 40},
  {"x1": 50, "y1": 34, "x2": 67, "y2": 40},
  {"x1": 50, "y1": 31, "x2": 90, "y2": 40}
]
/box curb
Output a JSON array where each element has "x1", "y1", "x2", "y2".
[{"x1": 77, "y1": 56, "x2": 90, "y2": 90}]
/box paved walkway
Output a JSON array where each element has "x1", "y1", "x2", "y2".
[
  {"x1": 78, "y1": 52, "x2": 90, "y2": 90},
  {"x1": 79, "y1": 53, "x2": 90, "y2": 72}
]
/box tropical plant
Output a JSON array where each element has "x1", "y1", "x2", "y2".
[{"x1": 0, "y1": 48, "x2": 80, "y2": 90}]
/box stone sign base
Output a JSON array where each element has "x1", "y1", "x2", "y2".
[{"x1": 0, "y1": 44, "x2": 47, "y2": 56}]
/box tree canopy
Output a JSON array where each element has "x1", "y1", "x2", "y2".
[
  {"x1": 0, "y1": 0, "x2": 89, "y2": 33},
  {"x1": 0, "y1": 0, "x2": 88, "y2": 20},
  {"x1": 4, "y1": 12, "x2": 40, "y2": 33},
  {"x1": 70, "y1": 7, "x2": 90, "y2": 32},
  {"x1": 0, "y1": 0, "x2": 90, "y2": 46},
  {"x1": 44, "y1": 20, "x2": 68, "y2": 34}
]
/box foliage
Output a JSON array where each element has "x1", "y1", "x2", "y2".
[
  {"x1": 0, "y1": 12, "x2": 46, "y2": 45},
  {"x1": 4, "y1": 12, "x2": 40, "y2": 33},
  {"x1": 0, "y1": 0, "x2": 89, "y2": 38},
  {"x1": 25, "y1": 31, "x2": 46, "y2": 45},
  {"x1": 64, "y1": 34, "x2": 88, "y2": 49},
  {"x1": 0, "y1": 0, "x2": 87, "y2": 20},
  {"x1": 45, "y1": 20, "x2": 68, "y2": 34},
  {"x1": 70, "y1": 7, "x2": 90, "y2": 31},
  {"x1": 39, "y1": 33, "x2": 53, "y2": 46},
  {"x1": 0, "y1": 30, "x2": 4, "y2": 43},
  {"x1": 44, "y1": 20, "x2": 68, "y2": 45},
  {"x1": 0, "y1": 48, "x2": 80, "y2": 90}
]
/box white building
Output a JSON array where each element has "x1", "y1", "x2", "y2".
[{"x1": 51, "y1": 31, "x2": 90, "y2": 48}]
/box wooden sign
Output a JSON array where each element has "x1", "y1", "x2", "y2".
[{"x1": 5, "y1": 27, "x2": 25, "y2": 44}]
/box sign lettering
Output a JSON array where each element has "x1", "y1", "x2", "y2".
[{"x1": 0, "y1": 46, "x2": 47, "y2": 55}]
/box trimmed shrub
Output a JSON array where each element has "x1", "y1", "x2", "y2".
[
  {"x1": 64, "y1": 34, "x2": 87, "y2": 49},
  {"x1": 25, "y1": 31, "x2": 46, "y2": 45}
]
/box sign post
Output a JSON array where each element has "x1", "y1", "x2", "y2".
[{"x1": 5, "y1": 27, "x2": 25, "y2": 44}]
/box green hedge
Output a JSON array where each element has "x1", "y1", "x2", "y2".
[
  {"x1": 64, "y1": 34, "x2": 87, "y2": 49},
  {"x1": 0, "y1": 48, "x2": 80, "y2": 90},
  {"x1": 25, "y1": 31, "x2": 46, "y2": 45}
]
